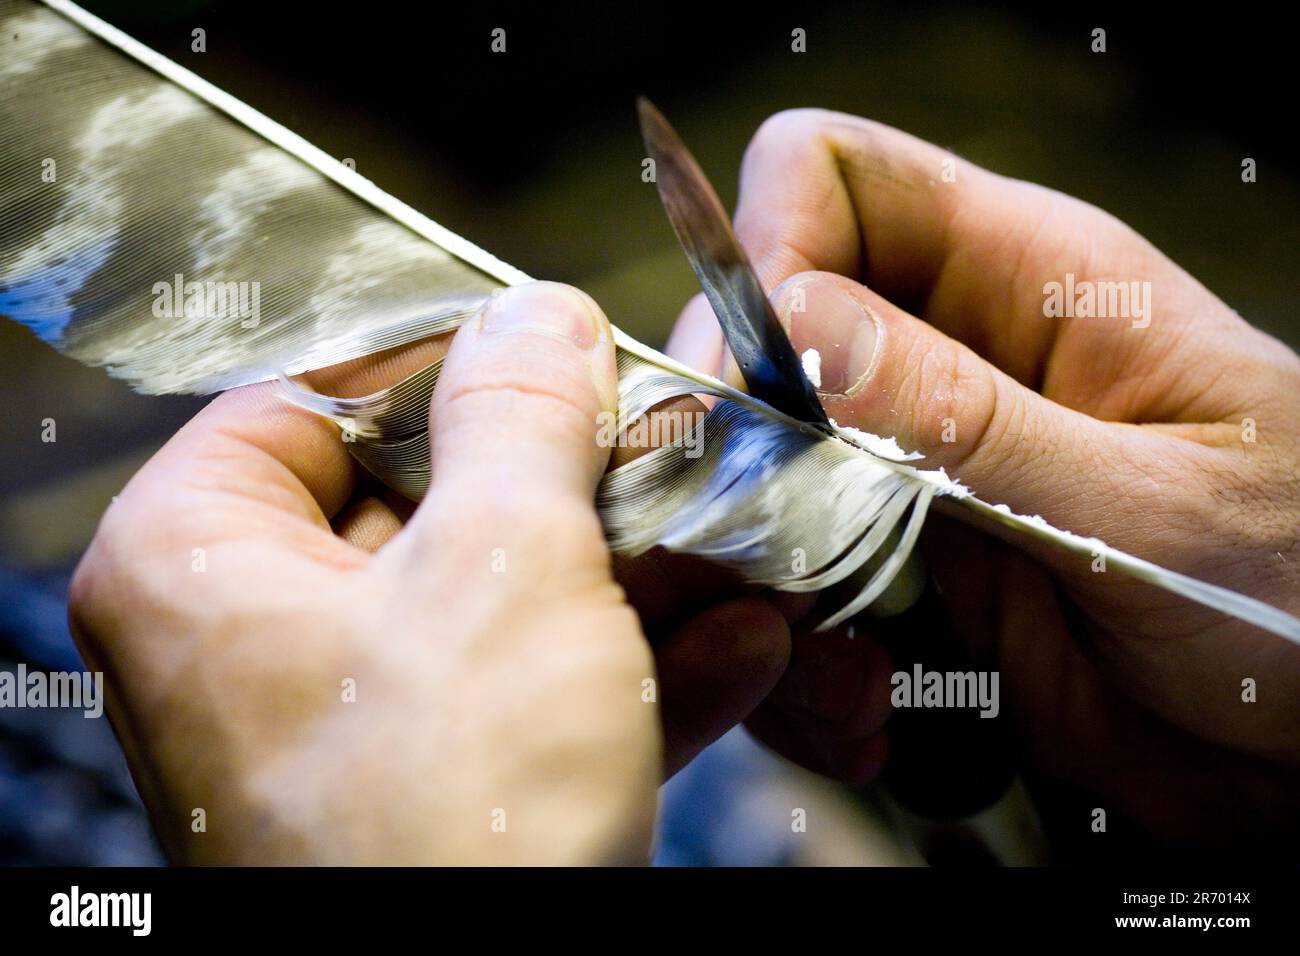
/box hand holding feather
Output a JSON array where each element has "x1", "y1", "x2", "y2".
[
  {"x1": 66, "y1": 283, "x2": 799, "y2": 863},
  {"x1": 666, "y1": 109, "x2": 1300, "y2": 839},
  {"x1": 6, "y1": 0, "x2": 1300, "y2": 844}
]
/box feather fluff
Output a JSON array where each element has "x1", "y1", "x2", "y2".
[{"x1": 3, "y1": 0, "x2": 1298, "y2": 645}]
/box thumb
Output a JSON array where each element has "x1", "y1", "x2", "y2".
[
  {"x1": 403, "y1": 281, "x2": 618, "y2": 553},
  {"x1": 771, "y1": 271, "x2": 1160, "y2": 543}
]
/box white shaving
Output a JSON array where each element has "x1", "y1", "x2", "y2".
[
  {"x1": 801, "y1": 348, "x2": 822, "y2": 388},
  {"x1": 829, "y1": 418, "x2": 924, "y2": 462},
  {"x1": 993, "y1": 503, "x2": 1048, "y2": 525},
  {"x1": 827, "y1": 417, "x2": 971, "y2": 498},
  {"x1": 916, "y1": 467, "x2": 972, "y2": 499}
]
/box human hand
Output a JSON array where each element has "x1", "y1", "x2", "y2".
[
  {"x1": 67, "y1": 281, "x2": 790, "y2": 864},
  {"x1": 667, "y1": 110, "x2": 1300, "y2": 841}
]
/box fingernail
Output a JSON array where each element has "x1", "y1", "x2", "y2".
[
  {"x1": 479, "y1": 282, "x2": 603, "y2": 349},
  {"x1": 778, "y1": 279, "x2": 879, "y2": 397}
]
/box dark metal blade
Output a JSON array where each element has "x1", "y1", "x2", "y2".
[{"x1": 637, "y1": 97, "x2": 829, "y2": 426}]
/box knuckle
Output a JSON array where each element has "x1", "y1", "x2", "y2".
[
  {"x1": 441, "y1": 380, "x2": 594, "y2": 446},
  {"x1": 1197, "y1": 454, "x2": 1300, "y2": 554},
  {"x1": 66, "y1": 507, "x2": 129, "y2": 628},
  {"x1": 901, "y1": 335, "x2": 1003, "y2": 470},
  {"x1": 753, "y1": 108, "x2": 827, "y2": 142},
  {"x1": 66, "y1": 550, "x2": 103, "y2": 637},
  {"x1": 954, "y1": 358, "x2": 1009, "y2": 468},
  {"x1": 962, "y1": 376, "x2": 1027, "y2": 480},
  {"x1": 746, "y1": 109, "x2": 835, "y2": 165},
  {"x1": 439, "y1": 341, "x2": 602, "y2": 438}
]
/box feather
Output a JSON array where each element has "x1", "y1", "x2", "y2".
[
  {"x1": 634, "y1": 96, "x2": 829, "y2": 426},
  {"x1": 0, "y1": 0, "x2": 518, "y2": 393},
  {"x1": 3, "y1": 0, "x2": 1298, "y2": 645}
]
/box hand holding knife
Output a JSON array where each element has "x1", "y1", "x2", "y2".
[{"x1": 638, "y1": 97, "x2": 1035, "y2": 864}]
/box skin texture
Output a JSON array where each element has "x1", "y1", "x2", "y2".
[
  {"x1": 68, "y1": 283, "x2": 790, "y2": 864},
  {"x1": 666, "y1": 110, "x2": 1300, "y2": 843},
  {"x1": 69, "y1": 111, "x2": 1300, "y2": 862}
]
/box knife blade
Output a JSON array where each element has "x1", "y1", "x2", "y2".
[{"x1": 637, "y1": 97, "x2": 830, "y2": 427}]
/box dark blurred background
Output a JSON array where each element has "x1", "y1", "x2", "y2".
[{"x1": 1, "y1": 0, "x2": 1295, "y2": 864}]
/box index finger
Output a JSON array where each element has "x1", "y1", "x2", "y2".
[
  {"x1": 109, "y1": 334, "x2": 457, "y2": 548},
  {"x1": 731, "y1": 109, "x2": 1204, "y2": 385},
  {"x1": 111, "y1": 382, "x2": 357, "y2": 543}
]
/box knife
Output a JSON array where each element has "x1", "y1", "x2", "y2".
[{"x1": 637, "y1": 97, "x2": 829, "y2": 428}]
